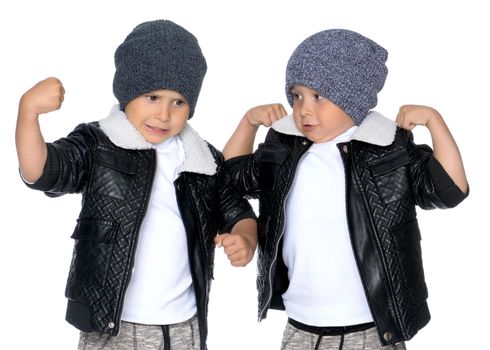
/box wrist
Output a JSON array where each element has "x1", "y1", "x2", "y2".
[
  {"x1": 232, "y1": 218, "x2": 257, "y2": 247},
  {"x1": 18, "y1": 99, "x2": 41, "y2": 121},
  {"x1": 241, "y1": 114, "x2": 260, "y2": 129}
]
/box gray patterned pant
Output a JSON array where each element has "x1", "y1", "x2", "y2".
[
  {"x1": 280, "y1": 321, "x2": 407, "y2": 350},
  {"x1": 77, "y1": 315, "x2": 200, "y2": 350}
]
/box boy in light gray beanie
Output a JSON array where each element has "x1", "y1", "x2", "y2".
[
  {"x1": 15, "y1": 19, "x2": 257, "y2": 350},
  {"x1": 285, "y1": 29, "x2": 388, "y2": 125},
  {"x1": 223, "y1": 28, "x2": 468, "y2": 349}
]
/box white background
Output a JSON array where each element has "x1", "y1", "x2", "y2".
[{"x1": 1, "y1": 0, "x2": 488, "y2": 349}]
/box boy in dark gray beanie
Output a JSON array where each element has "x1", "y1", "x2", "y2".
[
  {"x1": 113, "y1": 19, "x2": 206, "y2": 118},
  {"x1": 15, "y1": 19, "x2": 257, "y2": 350},
  {"x1": 223, "y1": 28, "x2": 468, "y2": 349}
]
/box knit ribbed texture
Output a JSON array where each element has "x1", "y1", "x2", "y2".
[
  {"x1": 285, "y1": 29, "x2": 388, "y2": 125},
  {"x1": 113, "y1": 20, "x2": 207, "y2": 118}
]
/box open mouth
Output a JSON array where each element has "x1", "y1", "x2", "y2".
[{"x1": 146, "y1": 125, "x2": 169, "y2": 135}]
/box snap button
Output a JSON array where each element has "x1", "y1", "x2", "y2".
[
  {"x1": 342, "y1": 145, "x2": 349, "y2": 153},
  {"x1": 301, "y1": 140, "x2": 308, "y2": 146},
  {"x1": 383, "y1": 332, "x2": 392, "y2": 341},
  {"x1": 108, "y1": 322, "x2": 115, "y2": 329}
]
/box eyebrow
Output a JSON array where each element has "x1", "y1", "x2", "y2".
[{"x1": 146, "y1": 91, "x2": 186, "y2": 99}]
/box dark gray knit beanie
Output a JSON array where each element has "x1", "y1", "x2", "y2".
[
  {"x1": 113, "y1": 20, "x2": 207, "y2": 118},
  {"x1": 285, "y1": 29, "x2": 388, "y2": 125}
]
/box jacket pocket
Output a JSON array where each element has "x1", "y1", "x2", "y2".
[
  {"x1": 391, "y1": 219, "x2": 428, "y2": 299},
  {"x1": 89, "y1": 148, "x2": 137, "y2": 200},
  {"x1": 256, "y1": 143, "x2": 290, "y2": 192},
  {"x1": 368, "y1": 151, "x2": 411, "y2": 204},
  {"x1": 68, "y1": 218, "x2": 118, "y2": 287}
]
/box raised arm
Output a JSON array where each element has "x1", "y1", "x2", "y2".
[
  {"x1": 222, "y1": 103, "x2": 288, "y2": 160},
  {"x1": 16, "y1": 77, "x2": 65, "y2": 182},
  {"x1": 396, "y1": 104, "x2": 468, "y2": 193}
]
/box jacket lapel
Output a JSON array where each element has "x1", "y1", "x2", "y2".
[
  {"x1": 99, "y1": 105, "x2": 218, "y2": 176},
  {"x1": 271, "y1": 111, "x2": 397, "y2": 146}
]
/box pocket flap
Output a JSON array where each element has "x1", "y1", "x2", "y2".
[
  {"x1": 96, "y1": 148, "x2": 137, "y2": 174},
  {"x1": 369, "y1": 151, "x2": 410, "y2": 176},
  {"x1": 71, "y1": 219, "x2": 117, "y2": 242}
]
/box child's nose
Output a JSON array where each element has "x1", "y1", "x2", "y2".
[
  {"x1": 300, "y1": 100, "x2": 313, "y2": 117},
  {"x1": 155, "y1": 106, "x2": 170, "y2": 121}
]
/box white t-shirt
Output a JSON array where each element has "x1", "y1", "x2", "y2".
[
  {"x1": 121, "y1": 136, "x2": 196, "y2": 325},
  {"x1": 282, "y1": 126, "x2": 373, "y2": 326}
]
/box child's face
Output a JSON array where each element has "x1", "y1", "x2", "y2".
[
  {"x1": 291, "y1": 85, "x2": 355, "y2": 143},
  {"x1": 124, "y1": 89, "x2": 190, "y2": 144}
]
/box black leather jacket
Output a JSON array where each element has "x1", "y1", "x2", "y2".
[
  {"x1": 24, "y1": 111, "x2": 255, "y2": 349},
  {"x1": 226, "y1": 113, "x2": 467, "y2": 345}
]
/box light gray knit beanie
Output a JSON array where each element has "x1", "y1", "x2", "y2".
[
  {"x1": 285, "y1": 29, "x2": 388, "y2": 125},
  {"x1": 113, "y1": 20, "x2": 207, "y2": 118}
]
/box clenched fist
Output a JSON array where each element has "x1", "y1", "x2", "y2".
[{"x1": 19, "y1": 77, "x2": 65, "y2": 116}]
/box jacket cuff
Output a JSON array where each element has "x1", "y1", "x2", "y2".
[
  {"x1": 221, "y1": 210, "x2": 257, "y2": 234},
  {"x1": 427, "y1": 157, "x2": 469, "y2": 208},
  {"x1": 22, "y1": 144, "x2": 60, "y2": 192}
]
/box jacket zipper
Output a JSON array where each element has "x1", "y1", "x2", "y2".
[
  {"x1": 339, "y1": 142, "x2": 378, "y2": 320},
  {"x1": 175, "y1": 174, "x2": 208, "y2": 349},
  {"x1": 339, "y1": 142, "x2": 403, "y2": 338},
  {"x1": 114, "y1": 150, "x2": 156, "y2": 333},
  {"x1": 258, "y1": 140, "x2": 309, "y2": 320},
  {"x1": 179, "y1": 175, "x2": 210, "y2": 276}
]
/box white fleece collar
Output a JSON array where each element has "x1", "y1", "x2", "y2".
[
  {"x1": 99, "y1": 106, "x2": 153, "y2": 150},
  {"x1": 99, "y1": 105, "x2": 217, "y2": 176},
  {"x1": 271, "y1": 111, "x2": 397, "y2": 146}
]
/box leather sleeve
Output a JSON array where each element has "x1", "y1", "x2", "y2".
[
  {"x1": 224, "y1": 128, "x2": 289, "y2": 200},
  {"x1": 225, "y1": 154, "x2": 260, "y2": 200},
  {"x1": 208, "y1": 145, "x2": 257, "y2": 233},
  {"x1": 406, "y1": 129, "x2": 468, "y2": 209},
  {"x1": 23, "y1": 123, "x2": 98, "y2": 197}
]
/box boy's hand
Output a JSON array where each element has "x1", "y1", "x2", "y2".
[
  {"x1": 244, "y1": 103, "x2": 288, "y2": 127},
  {"x1": 19, "y1": 77, "x2": 65, "y2": 117},
  {"x1": 214, "y1": 232, "x2": 256, "y2": 267},
  {"x1": 396, "y1": 104, "x2": 443, "y2": 131},
  {"x1": 223, "y1": 104, "x2": 288, "y2": 159}
]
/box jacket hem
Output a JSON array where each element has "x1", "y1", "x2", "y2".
[{"x1": 66, "y1": 299, "x2": 93, "y2": 333}]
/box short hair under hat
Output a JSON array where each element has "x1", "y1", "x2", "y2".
[
  {"x1": 113, "y1": 20, "x2": 207, "y2": 118},
  {"x1": 285, "y1": 29, "x2": 388, "y2": 125}
]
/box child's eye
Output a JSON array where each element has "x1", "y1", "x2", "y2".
[
  {"x1": 174, "y1": 99, "x2": 187, "y2": 106},
  {"x1": 146, "y1": 95, "x2": 158, "y2": 102},
  {"x1": 315, "y1": 94, "x2": 324, "y2": 100},
  {"x1": 292, "y1": 92, "x2": 302, "y2": 100}
]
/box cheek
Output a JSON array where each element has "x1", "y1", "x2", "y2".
[
  {"x1": 292, "y1": 110, "x2": 302, "y2": 128},
  {"x1": 173, "y1": 113, "x2": 189, "y2": 134},
  {"x1": 125, "y1": 114, "x2": 143, "y2": 129}
]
